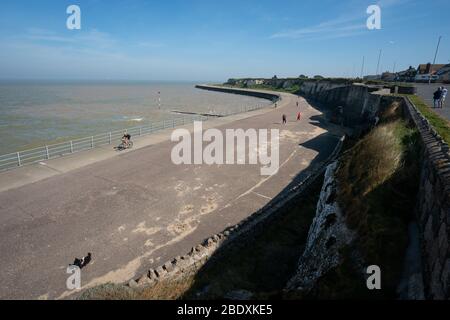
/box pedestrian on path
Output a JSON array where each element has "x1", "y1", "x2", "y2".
[
  {"x1": 282, "y1": 114, "x2": 287, "y2": 125},
  {"x1": 71, "y1": 253, "x2": 92, "y2": 270},
  {"x1": 296, "y1": 101, "x2": 299, "y2": 107},
  {"x1": 297, "y1": 112, "x2": 301, "y2": 121},
  {"x1": 440, "y1": 86, "x2": 448, "y2": 108},
  {"x1": 433, "y1": 87, "x2": 442, "y2": 108}
]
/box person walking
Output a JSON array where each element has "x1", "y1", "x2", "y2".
[
  {"x1": 433, "y1": 87, "x2": 442, "y2": 108},
  {"x1": 282, "y1": 114, "x2": 287, "y2": 125},
  {"x1": 296, "y1": 111, "x2": 301, "y2": 121},
  {"x1": 440, "y1": 86, "x2": 448, "y2": 108}
]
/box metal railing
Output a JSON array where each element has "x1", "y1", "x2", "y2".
[{"x1": 0, "y1": 103, "x2": 270, "y2": 172}]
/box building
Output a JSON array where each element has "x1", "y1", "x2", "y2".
[
  {"x1": 414, "y1": 63, "x2": 446, "y2": 82},
  {"x1": 395, "y1": 66, "x2": 417, "y2": 82},
  {"x1": 417, "y1": 63, "x2": 446, "y2": 75},
  {"x1": 436, "y1": 64, "x2": 450, "y2": 83},
  {"x1": 363, "y1": 75, "x2": 381, "y2": 81},
  {"x1": 381, "y1": 72, "x2": 396, "y2": 82}
]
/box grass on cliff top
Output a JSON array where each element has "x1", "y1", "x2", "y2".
[
  {"x1": 314, "y1": 112, "x2": 421, "y2": 299},
  {"x1": 221, "y1": 83, "x2": 301, "y2": 94},
  {"x1": 406, "y1": 94, "x2": 450, "y2": 145}
]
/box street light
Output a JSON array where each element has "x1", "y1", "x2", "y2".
[{"x1": 429, "y1": 36, "x2": 442, "y2": 84}]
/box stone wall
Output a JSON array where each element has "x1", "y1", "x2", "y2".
[{"x1": 402, "y1": 97, "x2": 450, "y2": 299}]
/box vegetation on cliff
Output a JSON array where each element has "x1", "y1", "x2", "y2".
[{"x1": 305, "y1": 106, "x2": 421, "y2": 299}]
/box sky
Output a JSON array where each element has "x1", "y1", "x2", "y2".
[{"x1": 0, "y1": 0, "x2": 449, "y2": 81}]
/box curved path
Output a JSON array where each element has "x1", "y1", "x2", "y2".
[{"x1": 0, "y1": 87, "x2": 342, "y2": 299}]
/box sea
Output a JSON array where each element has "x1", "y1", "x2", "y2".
[{"x1": 0, "y1": 81, "x2": 272, "y2": 155}]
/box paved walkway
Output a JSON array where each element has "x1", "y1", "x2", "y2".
[
  {"x1": 0, "y1": 88, "x2": 343, "y2": 299},
  {"x1": 415, "y1": 83, "x2": 450, "y2": 120}
]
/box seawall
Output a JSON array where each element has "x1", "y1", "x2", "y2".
[{"x1": 195, "y1": 85, "x2": 281, "y2": 102}]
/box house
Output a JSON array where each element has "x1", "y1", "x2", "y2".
[
  {"x1": 363, "y1": 75, "x2": 381, "y2": 81},
  {"x1": 381, "y1": 72, "x2": 396, "y2": 82},
  {"x1": 395, "y1": 66, "x2": 417, "y2": 82},
  {"x1": 415, "y1": 63, "x2": 446, "y2": 82},
  {"x1": 436, "y1": 64, "x2": 450, "y2": 83},
  {"x1": 417, "y1": 63, "x2": 446, "y2": 75}
]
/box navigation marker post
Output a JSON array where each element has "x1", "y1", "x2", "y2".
[{"x1": 158, "y1": 91, "x2": 161, "y2": 110}]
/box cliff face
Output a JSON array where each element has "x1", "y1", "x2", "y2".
[
  {"x1": 298, "y1": 81, "x2": 388, "y2": 127},
  {"x1": 286, "y1": 161, "x2": 356, "y2": 291}
]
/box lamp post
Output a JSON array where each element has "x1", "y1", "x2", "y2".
[
  {"x1": 376, "y1": 49, "x2": 382, "y2": 77},
  {"x1": 429, "y1": 36, "x2": 442, "y2": 84},
  {"x1": 360, "y1": 56, "x2": 365, "y2": 79}
]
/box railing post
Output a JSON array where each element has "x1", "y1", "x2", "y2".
[
  {"x1": 46, "y1": 146, "x2": 50, "y2": 159},
  {"x1": 139, "y1": 127, "x2": 142, "y2": 136},
  {"x1": 70, "y1": 141, "x2": 74, "y2": 153},
  {"x1": 91, "y1": 136, "x2": 94, "y2": 149},
  {"x1": 173, "y1": 119, "x2": 175, "y2": 128},
  {"x1": 17, "y1": 152, "x2": 21, "y2": 167},
  {"x1": 109, "y1": 132, "x2": 112, "y2": 144}
]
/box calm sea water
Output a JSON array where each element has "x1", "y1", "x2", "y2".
[{"x1": 0, "y1": 81, "x2": 271, "y2": 155}]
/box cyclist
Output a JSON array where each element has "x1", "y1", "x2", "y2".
[{"x1": 122, "y1": 131, "x2": 132, "y2": 148}]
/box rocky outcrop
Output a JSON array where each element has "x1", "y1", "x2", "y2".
[{"x1": 286, "y1": 161, "x2": 355, "y2": 291}]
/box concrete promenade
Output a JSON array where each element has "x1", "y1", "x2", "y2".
[{"x1": 0, "y1": 87, "x2": 342, "y2": 299}]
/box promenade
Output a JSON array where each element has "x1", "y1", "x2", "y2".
[
  {"x1": 0, "y1": 87, "x2": 343, "y2": 299},
  {"x1": 415, "y1": 83, "x2": 450, "y2": 120}
]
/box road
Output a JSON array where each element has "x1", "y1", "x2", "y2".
[
  {"x1": 0, "y1": 89, "x2": 342, "y2": 299},
  {"x1": 415, "y1": 83, "x2": 450, "y2": 119}
]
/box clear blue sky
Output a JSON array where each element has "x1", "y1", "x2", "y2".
[{"x1": 0, "y1": 0, "x2": 449, "y2": 81}]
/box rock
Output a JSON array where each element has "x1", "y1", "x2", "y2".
[
  {"x1": 286, "y1": 161, "x2": 356, "y2": 292},
  {"x1": 147, "y1": 269, "x2": 157, "y2": 279},
  {"x1": 137, "y1": 276, "x2": 154, "y2": 287},
  {"x1": 163, "y1": 262, "x2": 175, "y2": 273},
  {"x1": 155, "y1": 266, "x2": 165, "y2": 278},
  {"x1": 128, "y1": 279, "x2": 138, "y2": 289}
]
